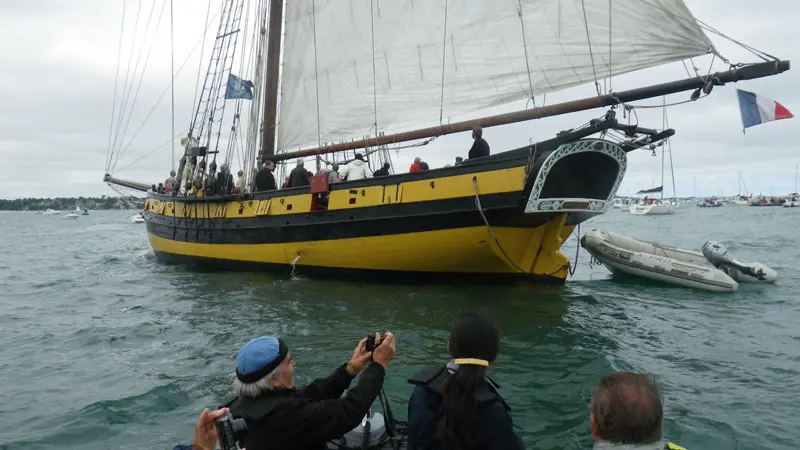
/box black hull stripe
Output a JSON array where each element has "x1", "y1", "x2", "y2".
[
  {"x1": 152, "y1": 251, "x2": 565, "y2": 285},
  {"x1": 147, "y1": 202, "x2": 560, "y2": 245},
  {"x1": 151, "y1": 191, "x2": 524, "y2": 229}
]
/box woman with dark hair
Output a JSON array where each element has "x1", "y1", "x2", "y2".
[{"x1": 407, "y1": 313, "x2": 525, "y2": 450}]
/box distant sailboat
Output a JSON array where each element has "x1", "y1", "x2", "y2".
[
  {"x1": 784, "y1": 163, "x2": 799, "y2": 207},
  {"x1": 731, "y1": 171, "x2": 751, "y2": 205}
]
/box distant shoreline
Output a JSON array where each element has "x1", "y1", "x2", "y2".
[{"x1": 0, "y1": 196, "x2": 146, "y2": 212}]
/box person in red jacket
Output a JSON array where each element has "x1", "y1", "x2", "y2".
[{"x1": 409, "y1": 157, "x2": 421, "y2": 173}]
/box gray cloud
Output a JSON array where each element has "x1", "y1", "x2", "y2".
[{"x1": 1, "y1": 0, "x2": 797, "y2": 199}]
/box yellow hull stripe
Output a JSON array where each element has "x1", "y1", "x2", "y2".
[
  {"x1": 146, "y1": 166, "x2": 526, "y2": 220},
  {"x1": 148, "y1": 219, "x2": 574, "y2": 279}
]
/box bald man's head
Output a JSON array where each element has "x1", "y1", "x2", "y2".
[{"x1": 590, "y1": 372, "x2": 663, "y2": 445}]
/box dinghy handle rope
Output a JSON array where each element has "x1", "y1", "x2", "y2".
[{"x1": 472, "y1": 177, "x2": 527, "y2": 274}]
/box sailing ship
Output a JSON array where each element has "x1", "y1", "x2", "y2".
[{"x1": 104, "y1": 0, "x2": 790, "y2": 284}]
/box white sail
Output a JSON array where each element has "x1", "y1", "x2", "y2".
[{"x1": 277, "y1": 0, "x2": 714, "y2": 152}]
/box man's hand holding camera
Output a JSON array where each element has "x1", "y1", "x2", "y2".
[
  {"x1": 346, "y1": 332, "x2": 396, "y2": 376},
  {"x1": 192, "y1": 407, "x2": 233, "y2": 450}
]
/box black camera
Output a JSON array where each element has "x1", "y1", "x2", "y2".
[
  {"x1": 365, "y1": 333, "x2": 382, "y2": 353},
  {"x1": 216, "y1": 412, "x2": 247, "y2": 450}
]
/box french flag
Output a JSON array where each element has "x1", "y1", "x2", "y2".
[{"x1": 737, "y1": 89, "x2": 793, "y2": 130}]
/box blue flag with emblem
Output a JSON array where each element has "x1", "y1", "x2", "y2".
[{"x1": 225, "y1": 73, "x2": 254, "y2": 100}]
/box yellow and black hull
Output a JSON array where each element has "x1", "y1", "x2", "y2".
[{"x1": 143, "y1": 138, "x2": 628, "y2": 283}]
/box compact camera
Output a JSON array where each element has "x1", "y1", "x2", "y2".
[
  {"x1": 365, "y1": 333, "x2": 382, "y2": 353},
  {"x1": 216, "y1": 412, "x2": 248, "y2": 450}
]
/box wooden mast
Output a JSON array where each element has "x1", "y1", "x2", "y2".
[
  {"x1": 271, "y1": 60, "x2": 790, "y2": 163},
  {"x1": 259, "y1": 0, "x2": 285, "y2": 161}
]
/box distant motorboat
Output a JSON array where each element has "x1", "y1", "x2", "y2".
[
  {"x1": 697, "y1": 198, "x2": 723, "y2": 207},
  {"x1": 42, "y1": 209, "x2": 60, "y2": 216},
  {"x1": 131, "y1": 212, "x2": 145, "y2": 224},
  {"x1": 63, "y1": 212, "x2": 80, "y2": 219}
]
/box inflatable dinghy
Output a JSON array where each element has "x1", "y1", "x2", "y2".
[{"x1": 580, "y1": 230, "x2": 777, "y2": 292}]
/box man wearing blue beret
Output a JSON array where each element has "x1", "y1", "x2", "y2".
[{"x1": 225, "y1": 332, "x2": 396, "y2": 450}]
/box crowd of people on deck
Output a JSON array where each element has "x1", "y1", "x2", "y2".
[
  {"x1": 173, "y1": 312, "x2": 684, "y2": 450},
  {"x1": 152, "y1": 126, "x2": 493, "y2": 197}
]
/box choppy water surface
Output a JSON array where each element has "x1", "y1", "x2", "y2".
[{"x1": 0, "y1": 206, "x2": 798, "y2": 450}]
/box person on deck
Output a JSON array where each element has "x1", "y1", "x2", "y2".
[
  {"x1": 288, "y1": 159, "x2": 311, "y2": 187},
  {"x1": 226, "y1": 333, "x2": 396, "y2": 450},
  {"x1": 215, "y1": 164, "x2": 235, "y2": 195},
  {"x1": 589, "y1": 372, "x2": 685, "y2": 450},
  {"x1": 339, "y1": 153, "x2": 372, "y2": 181},
  {"x1": 373, "y1": 162, "x2": 391, "y2": 177},
  {"x1": 407, "y1": 312, "x2": 525, "y2": 450},
  {"x1": 255, "y1": 160, "x2": 277, "y2": 192},
  {"x1": 468, "y1": 125, "x2": 490, "y2": 160},
  {"x1": 165, "y1": 170, "x2": 176, "y2": 192},
  {"x1": 410, "y1": 157, "x2": 422, "y2": 173},
  {"x1": 418, "y1": 161, "x2": 430, "y2": 171},
  {"x1": 329, "y1": 164, "x2": 341, "y2": 183},
  {"x1": 234, "y1": 170, "x2": 245, "y2": 194}
]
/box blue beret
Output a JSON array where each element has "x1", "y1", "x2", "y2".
[{"x1": 235, "y1": 336, "x2": 288, "y2": 383}]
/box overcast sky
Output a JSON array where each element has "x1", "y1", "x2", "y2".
[{"x1": 1, "y1": 0, "x2": 797, "y2": 200}]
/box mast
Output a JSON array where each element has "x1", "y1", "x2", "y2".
[
  {"x1": 272, "y1": 60, "x2": 790, "y2": 162},
  {"x1": 259, "y1": 0, "x2": 285, "y2": 161},
  {"x1": 170, "y1": 0, "x2": 175, "y2": 172}
]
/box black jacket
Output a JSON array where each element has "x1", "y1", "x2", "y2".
[
  {"x1": 288, "y1": 166, "x2": 311, "y2": 187},
  {"x1": 255, "y1": 168, "x2": 277, "y2": 192},
  {"x1": 373, "y1": 167, "x2": 390, "y2": 177},
  {"x1": 468, "y1": 137, "x2": 490, "y2": 159},
  {"x1": 228, "y1": 363, "x2": 385, "y2": 450},
  {"x1": 407, "y1": 365, "x2": 524, "y2": 450},
  {"x1": 215, "y1": 171, "x2": 235, "y2": 195}
]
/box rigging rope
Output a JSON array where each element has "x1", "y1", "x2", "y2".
[
  {"x1": 517, "y1": 0, "x2": 536, "y2": 107},
  {"x1": 113, "y1": 0, "x2": 163, "y2": 158},
  {"x1": 580, "y1": 0, "x2": 603, "y2": 96},
  {"x1": 170, "y1": 0, "x2": 175, "y2": 172},
  {"x1": 189, "y1": 0, "x2": 214, "y2": 134},
  {"x1": 607, "y1": 0, "x2": 612, "y2": 93},
  {"x1": 438, "y1": 0, "x2": 449, "y2": 124},
  {"x1": 311, "y1": 0, "x2": 322, "y2": 149},
  {"x1": 369, "y1": 0, "x2": 379, "y2": 136},
  {"x1": 109, "y1": 0, "x2": 144, "y2": 164},
  {"x1": 115, "y1": 128, "x2": 189, "y2": 174},
  {"x1": 472, "y1": 177, "x2": 527, "y2": 274},
  {"x1": 106, "y1": 0, "x2": 128, "y2": 173},
  {"x1": 108, "y1": 3, "x2": 224, "y2": 174},
  {"x1": 633, "y1": 0, "x2": 776, "y2": 62}
]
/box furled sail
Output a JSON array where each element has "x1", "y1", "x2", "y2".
[{"x1": 276, "y1": 0, "x2": 714, "y2": 152}]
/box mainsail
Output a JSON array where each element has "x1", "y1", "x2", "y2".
[{"x1": 277, "y1": 0, "x2": 714, "y2": 152}]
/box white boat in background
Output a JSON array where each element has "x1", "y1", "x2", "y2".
[
  {"x1": 630, "y1": 200, "x2": 675, "y2": 215},
  {"x1": 131, "y1": 212, "x2": 145, "y2": 224},
  {"x1": 580, "y1": 229, "x2": 777, "y2": 292},
  {"x1": 42, "y1": 208, "x2": 60, "y2": 216},
  {"x1": 63, "y1": 205, "x2": 81, "y2": 219}
]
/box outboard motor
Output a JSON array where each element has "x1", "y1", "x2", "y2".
[
  {"x1": 339, "y1": 412, "x2": 386, "y2": 449},
  {"x1": 702, "y1": 241, "x2": 778, "y2": 283}
]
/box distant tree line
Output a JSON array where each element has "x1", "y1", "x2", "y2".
[{"x1": 0, "y1": 195, "x2": 146, "y2": 211}]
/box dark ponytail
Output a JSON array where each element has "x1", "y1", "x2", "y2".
[{"x1": 436, "y1": 313, "x2": 500, "y2": 450}]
